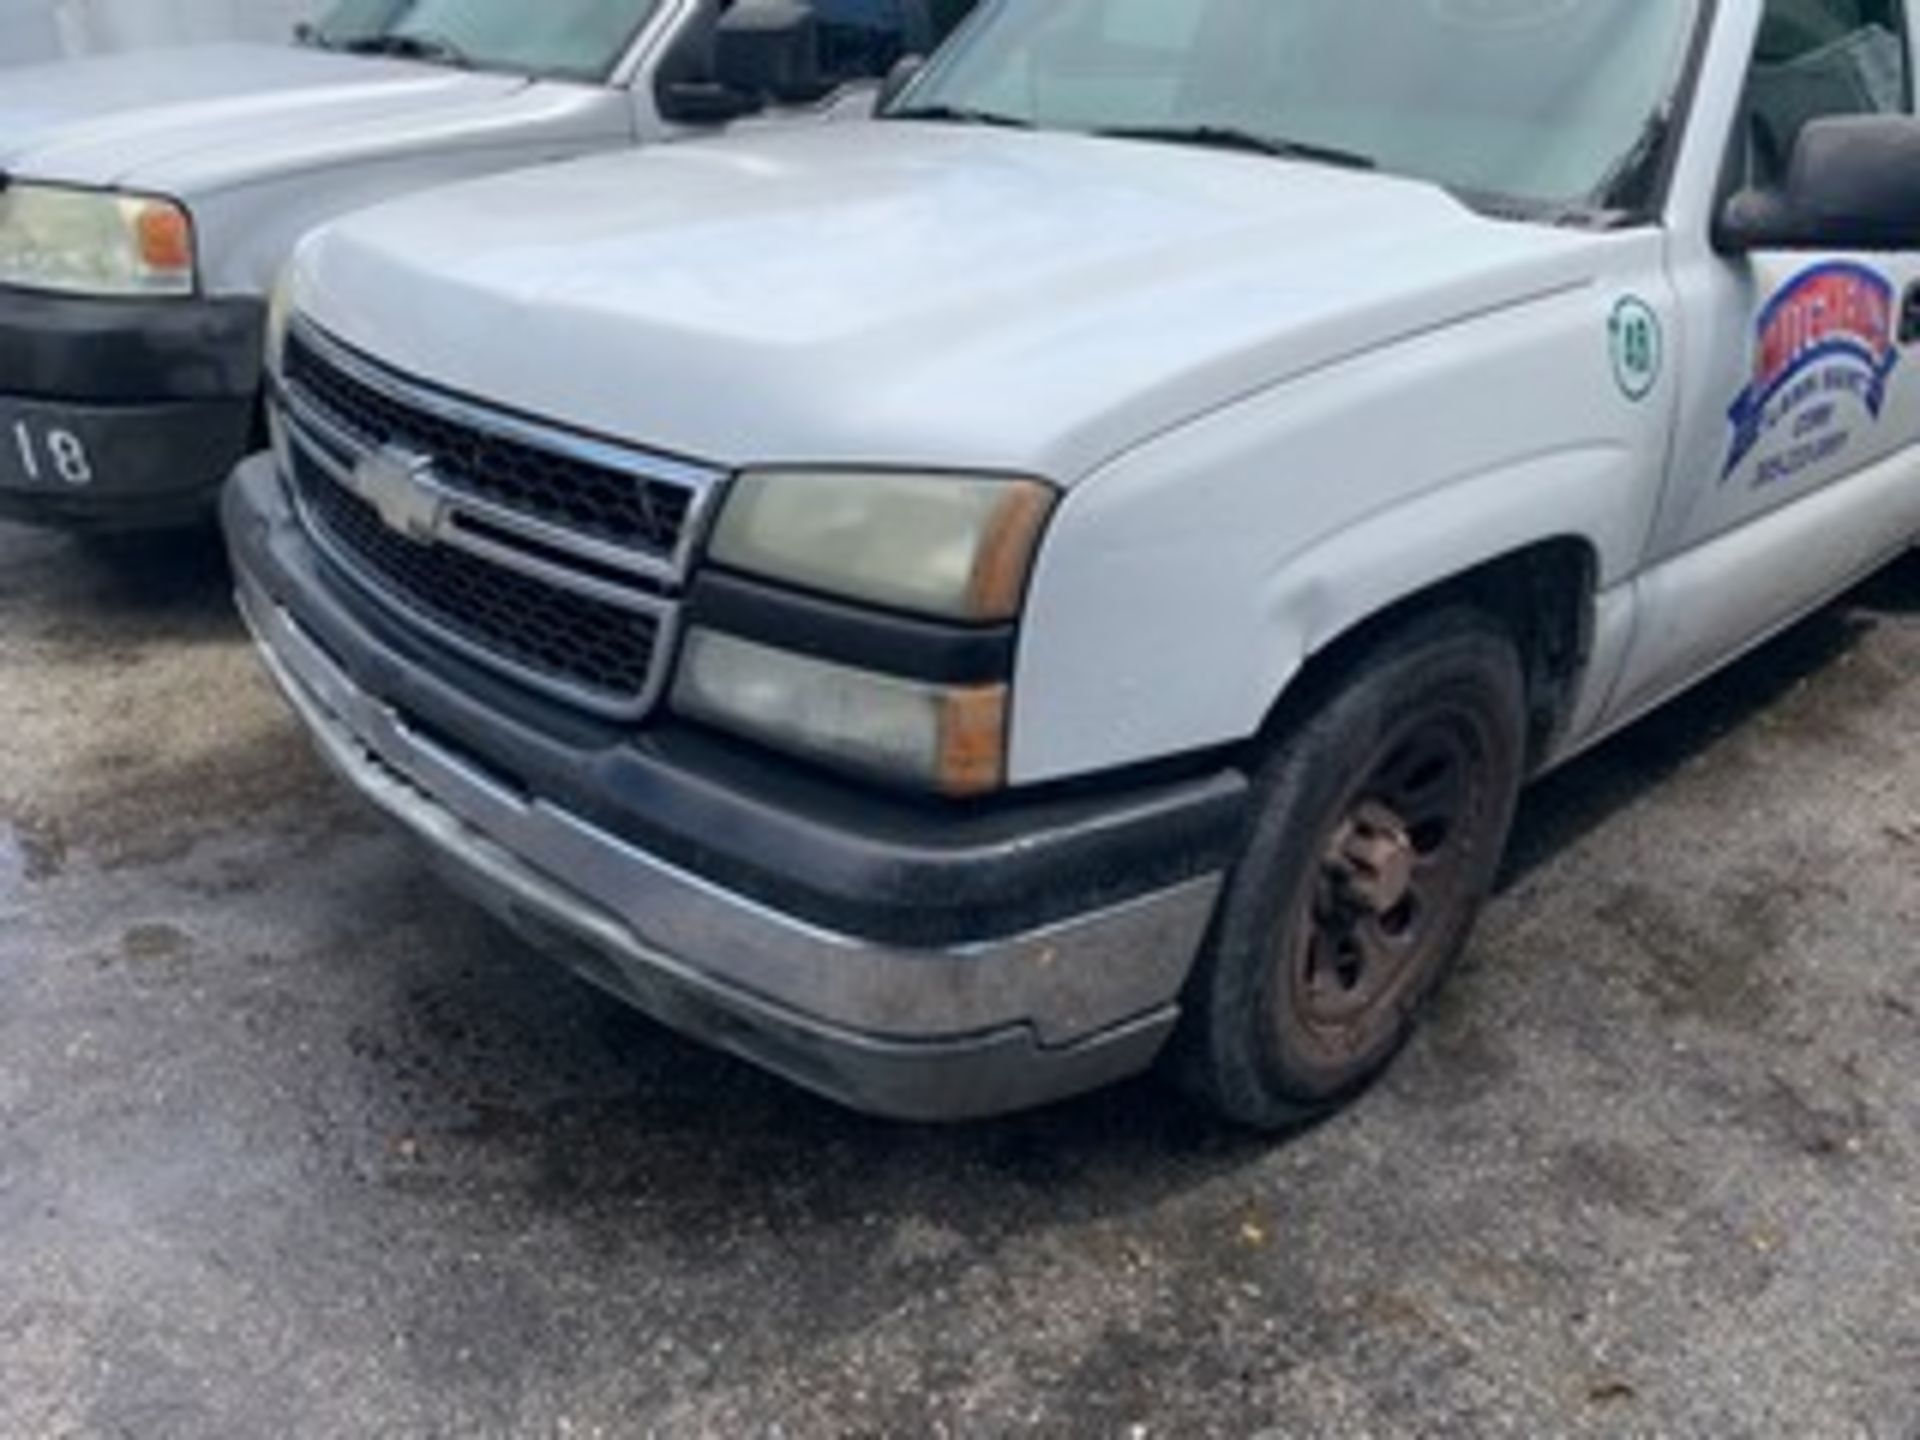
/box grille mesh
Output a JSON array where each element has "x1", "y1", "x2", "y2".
[
  {"x1": 285, "y1": 332, "x2": 694, "y2": 559},
  {"x1": 295, "y1": 450, "x2": 662, "y2": 709}
]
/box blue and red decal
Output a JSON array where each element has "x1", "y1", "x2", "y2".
[{"x1": 1725, "y1": 262, "x2": 1898, "y2": 480}]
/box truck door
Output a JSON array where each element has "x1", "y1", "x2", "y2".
[{"x1": 1613, "y1": 0, "x2": 1920, "y2": 720}]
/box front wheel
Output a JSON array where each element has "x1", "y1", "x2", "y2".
[{"x1": 1175, "y1": 610, "x2": 1529, "y2": 1131}]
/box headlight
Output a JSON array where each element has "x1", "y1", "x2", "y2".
[
  {"x1": 684, "y1": 470, "x2": 1055, "y2": 793},
  {"x1": 673, "y1": 630, "x2": 1009, "y2": 797},
  {"x1": 0, "y1": 183, "x2": 195, "y2": 298},
  {"x1": 708, "y1": 470, "x2": 1056, "y2": 622}
]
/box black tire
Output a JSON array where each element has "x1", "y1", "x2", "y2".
[{"x1": 1174, "y1": 608, "x2": 1529, "y2": 1131}]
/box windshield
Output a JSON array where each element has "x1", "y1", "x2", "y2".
[
  {"x1": 310, "y1": 0, "x2": 663, "y2": 81},
  {"x1": 896, "y1": 0, "x2": 1705, "y2": 210}
]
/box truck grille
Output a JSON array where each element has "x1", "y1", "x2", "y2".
[
  {"x1": 276, "y1": 321, "x2": 723, "y2": 720},
  {"x1": 295, "y1": 448, "x2": 665, "y2": 707},
  {"x1": 284, "y1": 331, "x2": 697, "y2": 560}
]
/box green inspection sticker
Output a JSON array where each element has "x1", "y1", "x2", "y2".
[{"x1": 1609, "y1": 296, "x2": 1663, "y2": 402}]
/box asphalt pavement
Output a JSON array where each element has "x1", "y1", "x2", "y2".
[{"x1": 1, "y1": 519, "x2": 1917, "y2": 1438}]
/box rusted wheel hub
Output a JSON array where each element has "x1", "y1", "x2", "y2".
[
  {"x1": 1327, "y1": 802, "x2": 1417, "y2": 918},
  {"x1": 1285, "y1": 712, "x2": 1490, "y2": 1047}
]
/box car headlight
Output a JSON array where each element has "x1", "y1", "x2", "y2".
[
  {"x1": 708, "y1": 469, "x2": 1056, "y2": 622},
  {"x1": 673, "y1": 629, "x2": 1009, "y2": 797},
  {"x1": 0, "y1": 183, "x2": 195, "y2": 298},
  {"x1": 679, "y1": 469, "x2": 1056, "y2": 794}
]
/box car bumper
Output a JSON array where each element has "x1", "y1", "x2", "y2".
[
  {"x1": 0, "y1": 286, "x2": 262, "y2": 529},
  {"x1": 225, "y1": 455, "x2": 1248, "y2": 1120}
]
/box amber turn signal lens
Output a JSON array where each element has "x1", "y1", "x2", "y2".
[
  {"x1": 134, "y1": 202, "x2": 194, "y2": 276},
  {"x1": 937, "y1": 685, "x2": 1010, "y2": 798},
  {"x1": 966, "y1": 483, "x2": 1056, "y2": 623}
]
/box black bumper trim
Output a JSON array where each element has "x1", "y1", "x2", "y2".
[
  {"x1": 688, "y1": 569, "x2": 1018, "y2": 684},
  {"x1": 0, "y1": 391, "x2": 255, "y2": 529},
  {"x1": 0, "y1": 285, "x2": 264, "y2": 403}
]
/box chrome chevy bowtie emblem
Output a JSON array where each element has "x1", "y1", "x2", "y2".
[{"x1": 349, "y1": 444, "x2": 445, "y2": 543}]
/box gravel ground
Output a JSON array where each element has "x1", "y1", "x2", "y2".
[{"x1": 1, "y1": 519, "x2": 1917, "y2": 1439}]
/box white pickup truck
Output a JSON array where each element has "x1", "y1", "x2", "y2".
[
  {"x1": 0, "y1": 0, "x2": 967, "y2": 529},
  {"x1": 230, "y1": 0, "x2": 1920, "y2": 1126}
]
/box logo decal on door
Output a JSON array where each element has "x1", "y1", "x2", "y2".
[
  {"x1": 1609, "y1": 296, "x2": 1663, "y2": 402},
  {"x1": 1725, "y1": 262, "x2": 1898, "y2": 484}
]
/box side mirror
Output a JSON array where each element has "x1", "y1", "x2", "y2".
[
  {"x1": 877, "y1": 54, "x2": 925, "y2": 112},
  {"x1": 713, "y1": 0, "x2": 826, "y2": 106},
  {"x1": 658, "y1": 80, "x2": 766, "y2": 125},
  {"x1": 1716, "y1": 115, "x2": 1920, "y2": 253}
]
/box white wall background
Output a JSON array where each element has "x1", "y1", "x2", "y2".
[{"x1": 1, "y1": 0, "x2": 322, "y2": 66}]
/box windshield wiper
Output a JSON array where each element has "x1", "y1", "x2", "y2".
[
  {"x1": 887, "y1": 103, "x2": 1035, "y2": 129},
  {"x1": 1095, "y1": 125, "x2": 1375, "y2": 171},
  {"x1": 336, "y1": 32, "x2": 474, "y2": 69}
]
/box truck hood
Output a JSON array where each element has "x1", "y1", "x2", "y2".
[
  {"x1": 0, "y1": 44, "x2": 531, "y2": 191},
  {"x1": 295, "y1": 123, "x2": 1617, "y2": 483}
]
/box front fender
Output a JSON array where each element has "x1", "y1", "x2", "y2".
[{"x1": 1010, "y1": 264, "x2": 1672, "y2": 785}]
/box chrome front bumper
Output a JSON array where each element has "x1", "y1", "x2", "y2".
[{"x1": 235, "y1": 574, "x2": 1225, "y2": 1120}]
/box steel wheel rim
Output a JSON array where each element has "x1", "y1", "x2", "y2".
[{"x1": 1281, "y1": 704, "x2": 1498, "y2": 1061}]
